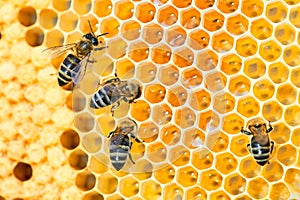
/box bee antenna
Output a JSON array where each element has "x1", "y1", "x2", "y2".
[
  {"x1": 97, "y1": 32, "x2": 109, "y2": 38},
  {"x1": 87, "y1": 20, "x2": 94, "y2": 33}
]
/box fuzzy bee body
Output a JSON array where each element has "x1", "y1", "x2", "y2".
[{"x1": 241, "y1": 118, "x2": 274, "y2": 166}]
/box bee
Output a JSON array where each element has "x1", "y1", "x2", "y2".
[
  {"x1": 108, "y1": 118, "x2": 143, "y2": 171},
  {"x1": 90, "y1": 74, "x2": 142, "y2": 116},
  {"x1": 241, "y1": 118, "x2": 274, "y2": 166},
  {"x1": 42, "y1": 20, "x2": 108, "y2": 87}
]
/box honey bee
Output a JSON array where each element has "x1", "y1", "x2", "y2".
[
  {"x1": 108, "y1": 118, "x2": 143, "y2": 171},
  {"x1": 241, "y1": 118, "x2": 274, "y2": 166},
  {"x1": 42, "y1": 20, "x2": 108, "y2": 87},
  {"x1": 90, "y1": 74, "x2": 142, "y2": 116}
]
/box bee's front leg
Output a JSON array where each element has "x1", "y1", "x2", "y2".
[
  {"x1": 241, "y1": 127, "x2": 252, "y2": 135},
  {"x1": 267, "y1": 121, "x2": 273, "y2": 133}
]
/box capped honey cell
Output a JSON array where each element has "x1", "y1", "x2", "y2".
[
  {"x1": 13, "y1": 162, "x2": 33, "y2": 181},
  {"x1": 275, "y1": 23, "x2": 296, "y2": 45},
  {"x1": 262, "y1": 101, "x2": 283, "y2": 122}
]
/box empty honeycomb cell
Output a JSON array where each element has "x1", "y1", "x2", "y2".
[
  {"x1": 128, "y1": 41, "x2": 149, "y2": 62},
  {"x1": 176, "y1": 166, "x2": 198, "y2": 187},
  {"x1": 135, "y1": 2, "x2": 156, "y2": 23},
  {"x1": 215, "y1": 152, "x2": 238, "y2": 174},
  {"x1": 210, "y1": 132, "x2": 229, "y2": 153},
  {"x1": 101, "y1": 17, "x2": 120, "y2": 37},
  {"x1": 143, "y1": 23, "x2": 163, "y2": 44},
  {"x1": 52, "y1": 0, "x2": 71, "y2": 11},
  {"x1": 79, "y1": 16, "x2": 99, "y2": 33},
  {"x1": 144, "y1": 83, "x2": 166, "y2": 104},
  {"x1": 59, "y1": 11, "x2": 78, "y2": 32},
  {"x1": 262, "y1": 101, "x2": 283, "y2": 122},
  {"x1": 60, "y1": 129, "x2": 80, "y2": 150},
  {"x1": 107, "y1": 37, "x2": 127, "y2": 59},
  {"x1": 96, "y1": 114, "x2": 115, "y2": 135},
  {"x1": 75, "y1": 171, "x2": 96, "y2": 191},
  {"x1": 89, "y1": 154, "x2": 110, "y2": 174},
  {"x1": 73, "y1": 0, "x2": 91, "y2": 15},
  {"x1": 221, "y1": 54, "x2": 242, "y2": 75},
  {"x1": 167, "y1": 86, "x2": 187, "y2": 107},
  {"x1": 236, "y1": 36, "x2": 258, "y2": 57},
  {"x1": 228, "y1": 75, "x2": 251, "y2": 96},
  {"x1": 224, "y1": 173, "x2": 246, "y2": 195},
  {"x1": 198, "y1": 111, "x2": 220, "y2": 132},
  {"x1": 275, "y1": 23, "x2": 296, "y2": 45},
  {"x1": 169, "y1": 145, "x2": 190, "y2": 166},
  {"x1": 210, "y1": 191, "x2": 230, "y2": 200},
  {"x1": 259, "y1": 40, "x2": 282, "y2": 62},
  {"x1": 180, "y1": 8, "x2": 200, "y2": 29},
  {"x1": 147, "y1": 142, "x2": 167, "y2": 162},
  {"x1": 115, "y1": 58, "x2": 135, "y2": 78},
  {"x1": 248, "y1": 177, "x2": 269, "y2": 199},
  {"x1": 13, "y1": 162, "x2": 33, "y2": 181},
  {"x1": 94, "y1": 0, "x2": 112, "y2": 17},
  {"x1": 243, "y1": 58, "x2": 266, "y2": 79},
  {"x1": 75, "y1": 112, "x2": 95, "y2": 132},
  {"x1": 153, "y1": 164, "x2": 175, "y2": 184},
  {"x1": 68, "y1": 149, "x2": 89, "y2": 170},
  {"x1": 237, "y1": 96, "x2": 260, "y2": 117},
  {"x1": 151, "y1": 43, "x2": 172, "y2": 64},
  {"x1": 226, "y1": 14, "x2": 248, "y2": 35},
  {"x1": 138, "y1": 121, "x2": 159, "y2": 142},
  {"x1": 199, "y1": 169, "x2": 223, "y2": 190},
  {"x1": 82, "y1": 191, "x2": 104, "y2": 200},
  {"x1": 157, "y1": 5, "x2": 178, "y2": 26},
  {"x1": 121, "y1": 20, "x2": 141, "y2": 41},
  {"x1": 289, "y1": 6, "x2": 300, "y2": 28},
  {"x1": 291, "y1": 128, "x2": 300, "y2": 147},
  {"x1": 203, "y1": 10, "x2": 225, "y2": 32},
  {"x1": 213, "y1": 92, "x2": 235, "y2": 114},
  {"x1": 277, "y1": 144, "x2": 297, "y2": 166},
  {"x1": 212, "y1": 31, "x2": 234, "y2": 52},
  {"x1": 25, "y1": 27, "x2": 44, "y2": 47},
  {"x1": 266, "y1": 1, "x2": 288, "y2": 23},
  {"x1": 253, "y1": 79, "x2": 275, "y2": 101},
  {"x1": 188, "y1": 29, "x2": 210, "y2": 50},
  {"x1": 222, "y1": 114, "x2": 244, "y2": 134},
  {"x1": 164, "y1": 183, "x2": 184, "y2": 200},
  {"x1": 283, "y1": 45, "x2": 300, "y2": 66},
  {"x1": 45, "y1": 29, "x2": 64, "y2": 47},
  {"x1": 192, "y1": 148, "x2": 214, "y2": 170},
  {"x1": 119, "y1": 176, "x2": 139, "y2": 197},
  {"x1": 268, "y1": 62, "x2": 289, "y2": 84},
  {"x1": 174, "y1": 107, "x2": 196, "y2": 129},
  {"x1": 18, "y1": 6, "x2": 37, "y2": 27},
  {"x1": 140, "y1": 180, "x2": 162, "y2": 199},
  {"x1": 130, "y1": 100, "x2": 151, "y2": 122},
  {"x1": 205, "y1": 72, "x2": 227, "y2": 92},
  {"x1": 262, "y1": 161, "x2": 284, "y2": 182},
  {"x1": 152, "y1": 104, "x2": 172, "y2": 125},
  {"x1": 173, "y1": 47, "x2": 193, "y2": 68},
  {"x1": 189, "y1": 89, "x2": 211, "y2": 110},
  {"x1": 284, "y1": 105, "x2": 300, "y2": 126},
  {"x1": 136, "y1": 62, "x2": 157, "y2": 83},
  {"x1": 66, "y1": 90, "x2": 86, "y2": 112},
  {"x1": 250, "y1": 18, "x2": 273, "y2": 40},
  {"x1": 270, "y1": 182, "x2": 290, "y2": 200},
  {"x1": 82, "y1": 132, "x2": 102, "y2": 153},
  {"x1": 276, "y1": 83, "x2": 297, "y2": 105},
  {"x1": 160, "y1": 124, "x2": 181, "y2": 146},
  {"x1": 181, "y1": 67, "x2": 202, "y2": 89},
  {"x1": 97, "y1": 173, "x2": 118, "y2": 194},
  {"x1": 183, "y1": 128, "x2": 205, "y2": 149},
  {"x1": 158, "y1": 64, "x2": 179, "y2": 86},
  {"x1": 284, "y1": 168, "x2": 300, "y2": 193}
]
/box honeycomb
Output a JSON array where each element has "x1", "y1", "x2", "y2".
[{"x1": 1, "y1": 0, "x2": 300, "y2": 199}]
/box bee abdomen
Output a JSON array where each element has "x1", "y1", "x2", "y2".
[
  {"x1": 109, "y1": 145, "x2": 130, "y2": 171},
  {"x1": 58, "y1": 54, "x2": 80, "y2": 86},
  {"x1": 250, "y1": 140, "x2": 272, "y2": 166},
  {"x1": 90, "y1": 87, "x2": 113, "y2": 108}
]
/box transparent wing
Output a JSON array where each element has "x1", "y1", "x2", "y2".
[
  {"x1": 71, "y1": 53, "x2": 90, "y2": 85},
  {"x1": 41, "y1": 43, "x2": 77, "y2": 58}
]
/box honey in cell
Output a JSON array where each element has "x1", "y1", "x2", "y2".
[
  {"x1": 144, "y1": 83, "x2": 166, "y2": 104},
  {"x1": 158, "y1": 64, "x2": 179, "y2": 86},
  {"x1": 173, "y1": 47, "x2": 194, "y2": 68},
  {"x1": 157, "y1": 5, "x2": 178, "y2": 26},
  {"x1": 188, "y1": 29, "x2": 210, "y2": 50},
  {"x1": 262, "y1": 100, "x2": 283, "y2": 121},
  {"x1": 236, "y1": 36, "x2": 258, "y2": 57},
  {"x1": 212, "y1": 31, "x2": 234, "y2": 52},
  {"x1": 160, "y1": 124, "x2": 181, "y2": 146},
  {"x1": 135, "y1": 2, "x2": 156, "y2": 23},
  {"x1": 169, "y1": 146, "x2": 190, "y2": 167},
  {"x1": 203, "y1": 10, "x2": 225, "y2": 32},
  {"x1": 167, "y1": 85, "x2": 187, "y2": 107},
  {"x1": 142, "y1": 23, "x2": 163, "y2": 44},
  {"x1": 180, "y1": 8, "x2": 200, "y2": 29},
  {"x1": 200, "y1": 169, "x2": 223, "y2": 190},
  {"x1": 251, "y1": 18, "x2": 273, "y2": 40},
  {"x1": 243, "y1": 57, "x2": 266, "y2": 79},
  {"x1": 176, "y1": 166, "x2": 198, "y2": 187},
  {"x1": 182, "y1": 128, "x2": 205, "y2": 149},
  {"x1": 136, "y1": 61, "x2": 157, "y2": 83},
  {"x1": 192, "y1": 148, "x2": 214, "y2": 170},
  {"x1": 262, "y1": 161, "x2": 284, "y2": 182},
  {"x1": 229, "y1": 75, "x2": 251, "y2": 96},
  {"x1": 226, "y1": 14, "x2": 248, "y2": 35},
  {"x1": 224, "y1": 173, "x2": 246, "y2": 195},
  {"x1": 266, "y1": 1, "x2": 288, "y2": 23},
  {"x1": 128, "y1": 41, "x2": 149, "y2": 62},
  {"x1": 153, "y1": 163, "x2": 175, "y2": 184},
  {"x1": 215, "y1": 152, "x2": 238, "y2": 175}
]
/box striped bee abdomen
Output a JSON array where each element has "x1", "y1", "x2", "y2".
[
  {"x1": 249, "y1": 138, "x2": 272, "y2": 166},
  {"x1": 109, "y1": 134, "x2": 131, "y2": 171},
  {"x1": 90, "y1": 85, "x2": 119, "y2": 108},
  {"x1": 58, "y1": 54, "x2": 80, "y2": 86}
]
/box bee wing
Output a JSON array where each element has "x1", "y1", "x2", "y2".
[
  {"x1": 41, "y1": 43, "x2": 77, "y2": 58},
  {"x1": 71, "y1": 53, "x2": 90, "y2": 85}
]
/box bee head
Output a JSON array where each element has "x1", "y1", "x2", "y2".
[
  {"x1": 84, "y1": 33, "x2": 99, "y2": 46},
  {"x1": 122, "y1": 82, "x2": 142, "y2": 103}
]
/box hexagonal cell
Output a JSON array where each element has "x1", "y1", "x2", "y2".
[
  {"x1": 154, "y1": 163, "x2": 175, "y2": 184},
  {"x1": 157, "y1": 5, "x2": 178, "y2": 26},
  {"x1": 196, "y1": 50, "x2": 218, "y2": 71},
  {"x1": 143, "y1": 23, "x2": 163, "y2": 44},
  {"x1": 289, "y1": 6, "x2": 300, "y2": 28},
  {"x1": 241, "y1": 0, "x2": 264, "y2": 17},
  {"x1": 259, "y1": 40, "x2": 282, "y2": 62},
  {"x1": 199, "y1": 169, "x2": 223, "y2": 191},
  {"x1": 253, "y1": 79, "x2": 275, "y2": 101},
  {"x1": 166, "y1": 26, "x2": 187, "y2": 47},
  {"x1": 215, "y1": 152, "x2": 238, "y2": 175},
  {"x1": 119, "y1": 176, "x2": 139, "y2": 197},
  {"x1": 283, "y1": 45, "x2": 300, "y2": 67},
  {"x1": 97, "y1": 172, "x2": 118, "y2": 194},
  {"x1": 121, "y1": 20, "x2": 141, "y2": 41},
  {"x1": 136, "y1": 61, "x2": 157, "y2": 83},
  {"x1": 128, "y1": 41, "x2": 149, "y2": 62},
  {"x1": 291, "y1": 67, "x2": 300, "y2": 88},
  {"x1": 291, "y1": 128, "x2": 300, "y2": 147},
  {"x1": 203, "y1": 10, "x2": 225, "y2": 31},
  {"x1": 13, "y1": 162, "x2": 33, "y2": 182},
  {"x1": 224, "y1": 173, "x2": 246, "y2": 195},
  {"x1": 176, "y1": 166, "x2": 198, "y2": 187},
  {"x1": 68, "y1": 149, "x2": 89, "y2": 170},
  {"x1": 277, "y1": 144, "x2": 297, "y2": 166},
  {"x1": 276, "y1": 83, "x2": 297, "y2": 105},
  {"x1": 39, "y1": 9, "x2": 58, "y2": 29},
  {"x1": 167, "y1": 85, "x2": 187, "y2": 107},
  {"x1": 141, "y1": 180, "x2": 162, "y2": 199},
  {"x1": 147, "y1": 142, "x2": 167, "y2": 163},
  {"x1": 130, "y1": 100, "x2": 151, "y2": 122},
  {"x1": 209, "y1": 131, "x2": 229, "y2": 153},
  {"x1": 284, "y1": 105, "x2": 300, "y2": 126},
  {"x1": 217, "y1": 0, "x2": 239, "y2": 13},
  {"x1": 222, "y1": 113, "x2": 244, "y2": 134},
  {"x1": 181, "y1": 67, "x2": 202, "y2": 89},
  {"x1": 205, "y1": 71, "x2": 227, "y2": 92},
  {"x1": 174, "y1": 107, "x2": 196, "y2": 129},
  {"x1": 210, "y1": 191, "x2": 230, "y2": 200},
  {"x1": 138, "y1": 121, "x2": 159, "y2": 143},
  {"x1": 234, "y1": 195, "x2": 252, "y2": 200},
  {"x1": 158, "y1": 64, "x2": 179, "y2": 86},
  {"x1": 172, "y1": 0, "x2": 192, "y2": 8},
  {"x1": 164, "y1": 183, "x2": 184, "y2": 200},
  {"x1": 107, "y1": 37, "x2": 127, "y2": 59},
  {"x1": 75, "y1": 112, "x2": 95, "y2": 133},
  {"x1": 248, "y1": 177, "x2": 269, "y2": 199},
  {"x1": 192, "y1": 148, "x2": 214, "y2": 170},
  {"x1": 198, "y1": 111, "x2": 220, "y2": 132},
  {"x1": 270, "y1": 182, "x2": 290, "y2": 200},
  {"x1": 220, "y1": 54, "x2": 242, "y2": 75},
  {"x1": 186, "y1": 187, "x2": 207, "y2": 200},
  {"x1": 183, "y1": 128, "x2": 205, "y2": 149},
  {"x1": 229, "y1": 75, "x2": 251, "y2": 96},
  {"x1": 96, "y1": 114, "x2": 115, "y2": 136},
  {"x1": 180, "y1": 8, "x2": 200, "y2": 29},
  {"x1": 275, "y1": 23, "x2": 296, "y2": 45},
  {"x1": 237, "y1": 96, "x2": 260, "y2": 118},
  {"x1": 262, "y1": 161, "x2": 284, "y2": 182},
  {"x1": 284, "y1": 168, "x2": 300, "y2": 193},
  {"x1": 82, "y1": 191, "x2": 104, "y2": 200},
  {"x1": 94, "y1": 0, "x2": 112, "y2": 17},
  {"x1": 114, "y1": 0, "x2": 134, "y2": 20},
  {"x1": 262, "y1": 101, "x2": 283, "y2": 122},
  {"x1": 144, "y1": 83, "x2": 166, "y2": 104},
  {"x1": 239, "y1": 156, "x2": 260, "y2": 178},
  {"x1": 136, "y1": 2, "x2": 156, "y2": 23},
  {"x1": 250, "y1": 18, "x2": 273, "y2": 40},
  {"x1": 212, "y1": 31, "x2": 234, "y2": 52},
  {"x1": 60, "y1": 129, "x2": 80, "y2": 150},
  {"x1": 195, "y1": 0, "x2": 214, "y2": 9},
  {"x1": 89, "y1": 154, "x2": 110, "y2": 174},
  {"x1": 188, "y1": 29, "x2": 210, "y2": 50},
  {"x1": 243, "y1": 58, "x2": 266, "y2": 79},
  {"x1": 266, "y1": 1, "x2": 288, "y2": 23},
  {"x1": 236, "y1": 36, "x2": 258, "y2": 57},
  {"x1": 151, "y1": 43, "x2": 172, "y2": 64},
  {"x1": 230, "y1": 134, "x2": 249, "y2": 157},
  {"x1": 53, "y1": 0, "x2": 71, "y2": 11},
  {"x1": 226, "y1": 15, "x2": 247, "y2": 36},
  {"x1": 213, "y1": 92, "x2": 235, "y2": 114},
  {"x1": 82, "y1": 132, "x2": 102, "y2": 153},
  {"x1": 76, "y1": 171, "x2": 96, "y2": 191},
  {"x1": 73, "y1": 0, "x2": 91, "y2": 15},
  {"x1": 173, "y1": 47, "x2": 194, "y2": 68},
  {"x1": 160, "y1": 124, "x2": 181, "y2": 146},
  {"x1": 169, "y1": 145, "x2": 190, "y2": 167},
  {"x1": 268, "y1": 62, "x2": 289, "y2": 84},
  {"x1": 18, "y1": 6, "x2": 37, "y2": 27},
  {"x1": 59, "y1": 11, "x2": 78, "y2": 32},
  {"x1": 92, "y1": 55, "x2": 114, "y2": 78},
  {"x1": 131, "y1": 159, "x2": 153, "y2": 180},
  {"x1": 115, "y1": 58, "x2": 135, "y2": 79},
  {"x1": 100, "y1": 17, "x2": 120, "y2": 37},
  {"x1": 25, "y1": 27, "x2": 44, "y2": 47}
]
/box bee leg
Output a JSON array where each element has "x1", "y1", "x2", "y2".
[
  {"x1": 111, "y1": 102, "x2": 120, "y2": 116},
  {"x1": 128, "y1": 152, "x2": 135, "y2": 165},
  {"x1": 241, "y1": 128, "x2": 252, "y2": 135},
  {"x1": 270, "y1": 141, "x2": 274, "y2": 154},
  {"x1": 107, "y1": 131, "x2": 114, "y2": 138},
  {"x1": 129, "y1": 133, "x2": 143, "y2": 143},
  {"x1": 267, "y1": 121, "x2": 273, "y2": 133}
]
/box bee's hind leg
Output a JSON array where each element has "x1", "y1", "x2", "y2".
[{"x1": 128, "y1": 152, "x2": 135, "y2": 165}]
